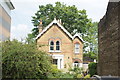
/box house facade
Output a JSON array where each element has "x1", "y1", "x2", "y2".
[{"x1": 36, "y1": 18, "x2": 83, "y2": 70}]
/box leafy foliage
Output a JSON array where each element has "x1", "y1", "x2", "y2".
[
  {"x1": 2, "y1": 40, "x2": 85, "y2": 79},
  {"x1": 26, "y1": 34, "x2": 35, "y2": 44},
  {"x1": 83, "y1": 22, "x2": 98, "y2": 53},
  {"x1": 48, "y1": 64, "x2": 62, "y2": 78},
  {"x1": 2, "y1": 40, "x2": 52, "y2": 79},
  {"x1": 47, "y1": 65, "x2": 74, "y2": 78},
  {"x1": 88, "y1": 62, "x2": 97, "y2": 77},
  {"x1": 83, "y1": 52, "x2": 98, "y2": 60},
  {"x1": 76, "y1": 74, "x2": 84, "y2": 78},
  {"x1": 32, "y1": 2, "x2": 90, "y2": 36},
  {"x1": 69, "y1": 67, "x2": 84, "y2": 78},
  {"x1": 84, "y1": 74, "x2": 90, "y2": 79},
  {"x1": 60, "y1": 73, "x2": 74, "y2": 78}
]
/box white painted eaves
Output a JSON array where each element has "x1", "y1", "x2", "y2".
[{"x1": 36, "y1": 18, "x2": 84, "y2": 42}]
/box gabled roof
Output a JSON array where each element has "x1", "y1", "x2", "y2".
[
  {"x1": 73, "y1": 33, "x2": 84, "y2": 43},
  {"x1": 36, "y1": 18, "x2": 83, "y2": 42}
]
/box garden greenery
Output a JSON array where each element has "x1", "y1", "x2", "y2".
[{"x1": 2, "y1": 40, "x2": 52, "y2": 79}]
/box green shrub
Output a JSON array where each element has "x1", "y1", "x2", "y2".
[
  {"x1": 48, "y1": 64, "x2": 62, "y2": 78},
  {"x1": 88, "y1": 62, "x2": 97, "y2": 77},
  {"x1": 70, "y1": 67, "x2": 83, "y2": 74},
  {"x1": 84, "y1": 74, "x2": 90, "y2": 79},
  {"x1": 50, "y1": 65, "x2": 61, "y2": 74},
  {"x1": 60, "y1": 73, "x2": 74, "y2": 78},
  {"x1": 69, "y1": 67, "x2": 84, "y2": 78},
  {"x1": 2, "y1": 40, "x2": 52, "y2": 79},
  {"x1": 77, "y1": 74, "x2": 83, "y2": 78}
]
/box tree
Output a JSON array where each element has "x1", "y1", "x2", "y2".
[
  {"x1": 83, "y1": 52, "x2": 97, "y2": 61},
  {"x1": 26, "y1": 33, "x2": 35, "y2": 44},
  {"x1": 31, "y1": 2, "x2": 92, "y2": 37},
  {"x1": 30, "y1": 2, "x2": 98, "y2": 57},
  {"x1": 83, "y1": 22, "x2": 98, "y2": 60},
  {"x1": 2, "y1": 40, "x2": 52, "y2": 79},
  {"x1": 83, "y1": 22, "x2": 98, "y2": 53}
]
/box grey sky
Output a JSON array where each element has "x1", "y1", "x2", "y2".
[{"x1": 10, "y1": 0, "x2": 109, "y2": 40}]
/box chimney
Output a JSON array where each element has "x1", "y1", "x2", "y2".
[{"x1": 38, "y1": 20, "x2": 43, "y2": 33}]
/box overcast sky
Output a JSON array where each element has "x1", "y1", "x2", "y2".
[{"x1": 10, "y1": 0, "x2": 109, "y2": 41}]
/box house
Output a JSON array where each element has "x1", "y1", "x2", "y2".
[
  {"x1": 0, "y1": 0, "x2": 15, "y2": 41},
  {"x1": 36, "y1": 18, "x2": 83, "y2": 70}
]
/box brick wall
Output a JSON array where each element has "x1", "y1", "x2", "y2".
[{"x1": 98, "y1": 2, "x2": 120, "y2": 76}]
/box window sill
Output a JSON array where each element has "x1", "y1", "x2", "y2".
[
  {"x1": 54, "y1": 51, "x2": 61, "y2": 53},
  {"x1": 49, "y1": 51, "x2": 55, "y2": 53},
  {"x1": 49, "y1": 50, "x2": 61, "y2": 53},
  {"x1": 74, "y1": 52, "x2": 79, "y2": 54}
]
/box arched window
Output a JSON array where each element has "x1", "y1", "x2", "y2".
[
  {"x1": 75, "y1": 43, "x2": 80, "y2": 54},
  {"x1": 56, "y1": 41, "x2": 60, "y2": 50},
  {"x1": 50, "y1": 41, "x2": 54, "y2": 51}
]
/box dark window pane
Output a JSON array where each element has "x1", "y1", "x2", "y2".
[
  {"x1": 56, "y1": 41, "x2": 59, "y2": 45},
  {"x1": 53, "y1": 59, "x2": 58, "y2": 65},
  {"x1": 50, "y1": 46, "x2": 54, "y2": 50},
  {"x1": 50, "y1": 41, "x2": 54, "y2": 45},
  {"x1": 50, "y1": 41, "x2": 54, "y2": 50},
  {"x1": 56, "y1": 41, "x2": 60, "y2": 50},
  {"x1": 56, "y1": 46, "x2": 60, "y2": 50}
]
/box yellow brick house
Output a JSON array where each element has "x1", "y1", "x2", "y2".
[{"x1": 36, "y1": 18, "x2": 83, "y2": 70}]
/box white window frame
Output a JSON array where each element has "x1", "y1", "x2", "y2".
[{"x1": 75, "y1": 43, "x2": 80, "y2": 54}]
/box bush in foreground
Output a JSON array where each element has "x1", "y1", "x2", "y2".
[
  {"x1": 2, "y1": 40, "x2": 52, "y2": 79},
  {"x1": 88, "y1": 62, "x2": 97, "y2": 77}
]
